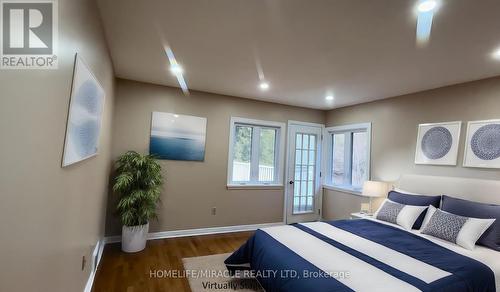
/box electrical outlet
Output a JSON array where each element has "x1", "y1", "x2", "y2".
[
  {"x1": 211, "y1": 207, "x2": 216, "y2": 215},
  {"x1": 81, "y1": 256, "x2": 86, "y2": 271}
]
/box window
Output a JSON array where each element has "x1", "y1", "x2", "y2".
[
  {"x1": 325, "y1": 123, "x2": 371, "y2": 193},
  {"x1": 228, "y1": 117, "x2": 286, "y2": 188}
]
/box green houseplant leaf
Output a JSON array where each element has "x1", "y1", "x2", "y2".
[{"x1": 113, "y1": 151, "x2": 163, "y2": 227}]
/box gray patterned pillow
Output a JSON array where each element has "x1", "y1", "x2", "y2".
[
  {"x1": 374, "y1": 199, "x2": 428, "y2": 229},
  {"x1": 421, "y1": 208, "x2": 496, "y2": 250},
  {"x1": 421, "y1": 209, "x2": 467, "y2": 242},
  {"x1": 376, "y1": 201, "x2": 405, "y2": 224}
]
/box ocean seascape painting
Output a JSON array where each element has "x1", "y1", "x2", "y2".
[{"x1": 150, "y1": 112, "x2": 207, "y2": 161}]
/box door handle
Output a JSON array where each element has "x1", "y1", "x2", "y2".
[{"x1": 289, "y1": 180, "x2": 294, "y2": 185}]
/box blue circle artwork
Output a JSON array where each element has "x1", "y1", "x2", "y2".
[
  {"x1": 72, "y1": 80, "x2": 101, "y2": 157},
  {"x1": 471, "y1": 124, "x2": 500, "y2": 160},
  {"x1": 71, "y1": 120, "x2": 99, "y2": 157},
  {"x1": 76, "y1": 80, "x2": 100, "y2": 115},
  {"x1": 421, "y1": 126, "x2": 453, "y2": 160}
]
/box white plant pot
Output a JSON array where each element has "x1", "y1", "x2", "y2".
[{"x1": 121, "y1": 223, "x2": 149, "y2": 253}]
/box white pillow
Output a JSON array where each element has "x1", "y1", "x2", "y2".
[
  {"x1": 420, "y1": 204, "x2": 438, "y2": 230},
  {"x1": 374, "y1": 199, "x2": 428, "y2": 230},
  {"x1": 421, "y1": 207, "x2": 495, "y2": 250}
]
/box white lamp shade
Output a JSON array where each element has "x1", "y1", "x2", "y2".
[{"x1": 362, "y1": 181, "x2": 388, "y2": 197}]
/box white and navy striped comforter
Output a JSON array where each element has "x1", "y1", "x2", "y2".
[{"x1": 225, "y1": 219, "x2": 496, "y2": 292}]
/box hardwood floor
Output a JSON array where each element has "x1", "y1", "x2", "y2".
[{"x1": 92, "y1": 231, "x2": 254, "y2": 292}]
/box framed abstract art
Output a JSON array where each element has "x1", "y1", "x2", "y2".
[
  {"x1": 62, "y1": 54, "x2": 105, "y2": 167},
  {"x1": 415, "y1": 121, "x2": 461, "y2": 166},
  {"x1": 463, "y1": 119, "x2": 500, "y2": 168}
]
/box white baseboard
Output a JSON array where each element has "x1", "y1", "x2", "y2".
[
  {"x1": 84, "y1": 239, "x2": 105, "y2": 292},
  {"x1": 104, "y1": 222, "x2": 284, "y2": 244}
]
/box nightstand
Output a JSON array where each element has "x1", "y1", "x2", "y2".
[{"x1": 350, "y1": 212, "x2": 374, "y2": 220}]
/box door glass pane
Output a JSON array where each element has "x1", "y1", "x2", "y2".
[
  {"x1": 307, "y1": 181, "x2": 313, "y2": 196},
  {"x1": 303, "y1": 135, "x2": 309, "y2": 149},
  {"x1": 310, "y1": 135, "x2": 316, "y2": 149},
  {"x1": 308, "y1": 166, "x2": 314, "y2": 181},
  {"x1": 301, "y1": 165, "x2": 308, "y2": 181},
  {"x1": 332, "y1": 133, "x2": 346, "y2": 185},
  {"x1": 258, "y1": 128, "x2": 276, "y2": 182},
  {"x1": 294, "y1": 197, "x2": 299, "y2": 208},
  {"x1": 301, "y1": 179, "x2": 307, "y2": 194},
  {"x1": 352, "y1": 131, "x2": 368, "y2": 189},
  {"x1": 307, "y1": 197, "x2": 313, "y2": 210},
  {"x1": 293, "y1": 133, "x2": 317, "y2": 214},
  {"x1": 302, "y1": 150, "x2": 308, "y2": 166},
  {"x1": 295, "y1": 149, "x2": 302, "y2": 165},
  {"x1": 294, "y1": 165, "x2": 301, "y2": 181},
  {"x1": 296, "y1": 134, "x2": 303, "y2": 149},
  {"x1": 308, "y1": 150, "x2": 315, "y2": 165}
]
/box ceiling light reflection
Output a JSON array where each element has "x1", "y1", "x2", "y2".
[
  {"x1": 492, "y1": 48, "x2": 500, "y2": 60},
  {"x1": 415, "y1": 0, "x2": 440, "y2": 46},
  {"x1": 165, "y1": 47, "x2": 189, "y2": 95}
]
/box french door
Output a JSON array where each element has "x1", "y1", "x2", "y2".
[{"x1": 285, "y1": 122, "x2": 324, "y2": 224}]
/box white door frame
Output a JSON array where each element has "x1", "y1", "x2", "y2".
[{"x1": 284, "y1": 120, "x2": 325, "y2": 224}]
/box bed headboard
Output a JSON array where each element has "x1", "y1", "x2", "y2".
[{"x1": 397, "y1": 174, "x2": 500, "y2": 205}]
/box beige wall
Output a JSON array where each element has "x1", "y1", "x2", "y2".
[
  {"x1": 0, "y1": 0, "x2": 114, "y2": 291},
  {"x1": 106, "y1": 79, "x2": 325, "y2": 236},
  {"x1": 323, "y1": 77, "x2": 500, "y2": 220}
]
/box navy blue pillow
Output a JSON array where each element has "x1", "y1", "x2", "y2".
[
  {"x1": 387, "y1": 191, "x2": 441, "y2": 229},
  {"x1": 441, "y1": 195, "x2": 499, "y2": 251}
]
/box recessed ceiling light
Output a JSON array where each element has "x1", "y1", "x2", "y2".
[
  {"x1": 174, "y1": 114, "x2": 179, "y2": 118},
  {"x1": 325, "y1": 95, "x2": 334, "y2": 101},
  {"x1": 259, "y1": 82, "x2": 270, "y2": 90},
  {"x1": 169, "y1": 64, "x2": 183, "y2": 75},
  {"x1": 417, "y1": 0, "x2": 438, "y2": 13},
  {"x1": 492, "y1": 48, "x2": 500, "y2": 60}
]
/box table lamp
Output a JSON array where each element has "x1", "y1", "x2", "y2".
[{"x1": 361, "y1": 181, "x2": 389, "y2": 215}]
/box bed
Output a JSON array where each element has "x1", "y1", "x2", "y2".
[{"x1": 225, "y1": 175, "x2": 500, "y2": 292}]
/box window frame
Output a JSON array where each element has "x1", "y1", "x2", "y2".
[
  {"x1": 227, "y1": 117, "x2": 286, "y2": 189},
  {"x1": 323, "y1": 123, "x2": 372, "y2": 194}
]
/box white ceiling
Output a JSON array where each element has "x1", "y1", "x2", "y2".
[{"x1": 97, "y1": 0, "x2": 500, "y2": 110}]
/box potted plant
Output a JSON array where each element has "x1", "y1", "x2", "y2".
[{"x1": 113, "y1": 151, "x2": 163, "y2": 253}]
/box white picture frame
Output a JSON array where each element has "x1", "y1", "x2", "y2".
[
  {"x1": 463, "y1": 119, "x2": 500, "y2": 169},
  {"x1": 415, "y1": 121, "x2": 461, "y2": 166},
  {"x1": 62, "y1": 54, "x2": 105, "y2": 167}
]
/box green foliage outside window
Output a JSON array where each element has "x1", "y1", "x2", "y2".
[{"x1": 233, "y1": 126, "x2": 276, "y2": 166}]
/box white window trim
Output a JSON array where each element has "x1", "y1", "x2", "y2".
[
  {"x1": 227, "y1": 117, "x2": 286, "y2": 189},
  {"x1": 323, "y1": 122, "x2": 372, "y2": 194}
]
